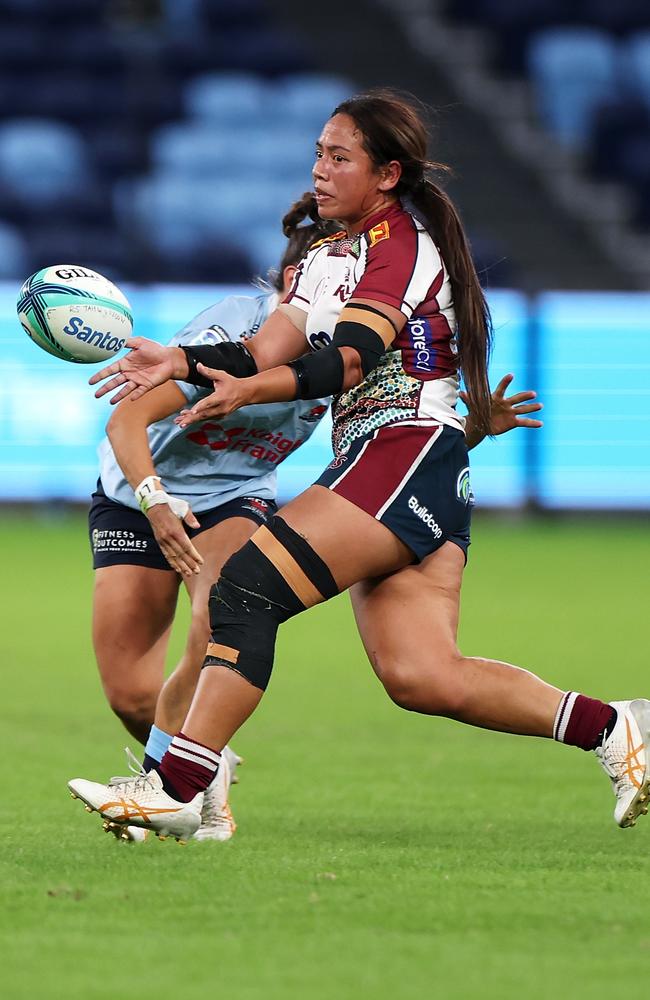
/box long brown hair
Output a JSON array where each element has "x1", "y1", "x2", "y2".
[
  {"x1": 287, "y1": 90, "x2": 493, "y2": 434},
  {"x1": 271, "y1": 192, "x2": 341, "y2": 292}
]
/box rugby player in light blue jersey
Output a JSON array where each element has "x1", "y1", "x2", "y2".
[{"x1": 88, "y1": 215, "x2": 333, "y2": 842}]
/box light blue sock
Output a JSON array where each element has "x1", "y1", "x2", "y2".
[{"x1": 144, "y1": 724, "x2": 173, "y2": 765}]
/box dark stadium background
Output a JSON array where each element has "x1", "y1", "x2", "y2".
[{"x1": 0, "y1": 0, "x2": 648, "y2": 510}]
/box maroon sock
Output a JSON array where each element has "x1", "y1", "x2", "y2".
[
  {"x1": 553, "y1": 692, "x2": 617, "y2": 751},
  {"x1": 158, "y1": 731, "x2": 221, "y2": 802}
]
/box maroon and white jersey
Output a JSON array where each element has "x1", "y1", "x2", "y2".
[{"x1": 283, "y1": 202, "x2": 463, "y2": 455}]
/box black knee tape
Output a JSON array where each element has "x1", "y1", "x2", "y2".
[{"x1": 203, "y1": 517, "x2": 338, "y2": 691}]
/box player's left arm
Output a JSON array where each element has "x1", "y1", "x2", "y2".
[
  {"x1": 464, "y1": 373, "x2": 543, "y2": 450},
  {"x1": 106, "y1": 381, "x2": 205, "y2": 576},
  {"x1": 174, "y1": 296, "x2": 402, "y2": 425}
]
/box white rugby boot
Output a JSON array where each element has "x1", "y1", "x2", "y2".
[
  {"x1": 193, "y1": 753, "x2": 237, "y2": 842},
  {"x1": 90, "y1": 749, "x2": 155, "y2": 843},
  {"x1": 68, "y1": 769, "x2": 202, "y2": 843},
  {"x1": 594, "y1": 699, "x2": 650, "y2": 827},
  {"x1": 221, "y1": 744, "x2": 243, "y2": 786},
  {"x1": 102, "y1": 819, "x2": 149, "y2": 843}
]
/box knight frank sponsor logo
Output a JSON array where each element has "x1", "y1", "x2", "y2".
[
  {"x1": 408, "y1": 496, "x2": 442, "y2": 538},
  {"x1": 186, "y1": 423, "x2": 302, "y2": 463},
  {"x1": 406, "y1": 317, "x2": 436, "y2": 373}
]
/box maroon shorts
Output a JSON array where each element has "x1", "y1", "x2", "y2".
[{"x1": 315, "y1": 422, "x2": 473, "y2": 562}]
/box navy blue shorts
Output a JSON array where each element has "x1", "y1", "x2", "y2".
[
  {"x1": 316, "y1": 422, "x2": 473, "y2": 562},
  {"x1": 89, "y1": 485, "x2": 277, "y2": 571}
]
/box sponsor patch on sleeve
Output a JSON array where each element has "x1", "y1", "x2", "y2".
[{"x1": 368, "y1": 221, "x2": 390, "y2": 246}]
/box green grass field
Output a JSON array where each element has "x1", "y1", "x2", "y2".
[{"x1": 1, "y1": 511, "x2": 649, "y2": 999}]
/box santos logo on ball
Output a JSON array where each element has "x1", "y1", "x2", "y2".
[
  {"x1": 408, "y1": 495, "x2": 442, "y2": 538},
  {"x1": 62, "y1": 315, "x2": 126, "y2": 354}
]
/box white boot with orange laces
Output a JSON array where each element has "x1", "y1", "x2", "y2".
[{"x1": 595, "y1": 700, "x2": 650, "y2": 827}]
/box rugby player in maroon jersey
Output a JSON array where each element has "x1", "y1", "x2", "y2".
[{"x1": 69, "y1": 91, "x2": 649, "y2": 840}]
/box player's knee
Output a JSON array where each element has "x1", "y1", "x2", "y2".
[
  {"x1": 380, "y1": 664, "x2": 429, "y2": 712},
  {"x1": 204, "y1": 518, "x2": 338, "y2": 691},
  {"x1": 105, "y1": 682, "x2": 157, "y2": 730},
  {"x1": 378, "y1": 650, "x2": 464, "y2": 715}
]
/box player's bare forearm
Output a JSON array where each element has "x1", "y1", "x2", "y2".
[
  {"x1": 245, "y1": 365, "x2": 306, "y2": 404},
  {"x1": 106, "y1": 412, "x2": 158, "y2": 492},
  {"x1": 106, "y1": 382, "x2": 190, "y2": 490},
  {"x1": 245, "y1": 309, "x2": 310, "y2": 371}
]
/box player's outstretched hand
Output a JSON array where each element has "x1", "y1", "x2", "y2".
[
  {"x1": 174, "y1": 364, "x2": 250, "y2": 427},
  {"x1": 462, "y1": 373, "x2": 543, "y2": 437},
  {"x1": 145, "y1": 503, "x2": 203, "y2": 578},
  {"x1": 89, "y1": 338, "x2": 179, "y2": 404}
]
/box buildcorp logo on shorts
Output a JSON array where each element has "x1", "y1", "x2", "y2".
[{"x1": 408, "y1": 496, "x2": 442, "y2": 538}]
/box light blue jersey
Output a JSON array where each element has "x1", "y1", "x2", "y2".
[{"x1": 98, "y1": 291, "x2": 329, "y2": 512}]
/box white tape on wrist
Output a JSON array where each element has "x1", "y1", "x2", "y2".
[{"x1": 135, "y1": 475, "x2": 190, "y2": 520}]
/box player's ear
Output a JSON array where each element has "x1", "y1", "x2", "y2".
[
  {"x1": 378, "y1": 160, "x2": 401, "y2": 193},
  {"x1": 281, "y1": 264, "x2": 297, "y2": 296}
]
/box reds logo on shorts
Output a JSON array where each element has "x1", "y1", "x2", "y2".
[{"x1": 240, "y1": 498, "x2": 273, "y2": 522}]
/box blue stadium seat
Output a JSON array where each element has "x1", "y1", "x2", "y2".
[
  {"x1": 121, "y1": 175, "x2": 207, "y2": 257},
  {"x1": 199, "y1": 177, "x2": 307, "y2": 236},
  {"x1": 0, "y1": 118, "x2": 93, "y2": 206},
  {"x1": 244, "y1": 222, "x2": 292, "y2": 278},
  {"x1": 527, "y1": 29, "x2": 621, "y2": 149},
  {"x1": 151, "y1": 121, "x2": 313, "y2": 184},
  {"x1": 626, "y1": 33, "x2": 650, "y2": 111},
  {"x1": 184, "y1": 72, "x2": 268, "y2": 123},
  {"x1": 150, "y1": 123, "x2": 233, "y2": 177},
  {"x1": 234, "y1": 125, "x2": 314, "y2": 180},
  {"x1": 0, "y1": 219, "x2": 28, "y2": 278},
  {"x1": 275, "y1": 74, "x2": 355, "y2": 128}
]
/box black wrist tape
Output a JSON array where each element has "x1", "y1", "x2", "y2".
[{"x1": 181, "y1": 342, "x2": 258, "y2": 388}]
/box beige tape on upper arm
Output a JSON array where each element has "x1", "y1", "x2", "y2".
[
  {"x1": 338, "y1": 305, "x2": 396, "y2": 347},
  {"x1": 277, "y1": 302, "x2": 307, "y2": 335}
]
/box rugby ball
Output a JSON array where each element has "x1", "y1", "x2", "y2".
[{"x1": 17, "y1": 264, "x2": 133, "y2": 363}]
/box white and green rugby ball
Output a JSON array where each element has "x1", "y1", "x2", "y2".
[{"x1": 17, "y1": 264, "x2": 133, "y2": 363}]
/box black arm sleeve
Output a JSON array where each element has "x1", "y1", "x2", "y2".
[
  {"x1": 180, "y1": 342, "x2": 258, "y2": 388},
  {"x1": 287, "y1": 322, "x2": 386, "y2": 400}
]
